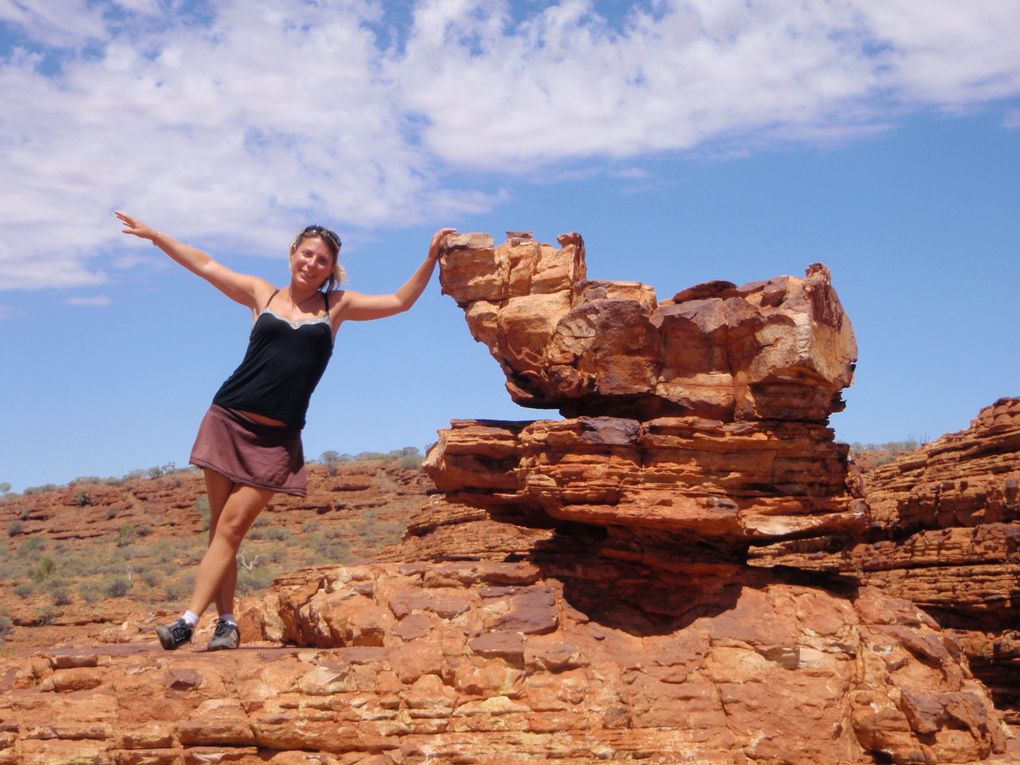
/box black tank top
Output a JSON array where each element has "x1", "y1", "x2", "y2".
[{"x1": 212, "y1": 290, "x2": 334, "y2": 429}]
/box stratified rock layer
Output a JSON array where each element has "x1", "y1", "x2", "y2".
[
  {"x1": 425, "y1": 416, "x2": 868, "y2": 552},
  {"x1": 2, "y1": 235, "x2": 1014, "y2": 764},
  {"x1": 1, "y1": 560, "x2": 1009, "y2": 765},
  {"x1": 440, "y1": 232, "x2": 857, "y2": 422},
  {"x1": 757, "y1": 397, "x2": 1020, "y2": 725}
]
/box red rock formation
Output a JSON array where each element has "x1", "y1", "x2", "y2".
[
  {"x1": 0, "y1": 561, "x2": 1008, "y2": 764},
  {"x1": 757, "y1": 397, "x2": 1020, "y2": 726},
  {"x1": 1, "y1": 235, "x2": 1013, "y2": 764},
  {"x1": 440, "y1": 232, "x2": 857, "y2": 422}
]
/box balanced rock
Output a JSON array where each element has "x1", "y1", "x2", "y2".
[{"x1": 440, "y1": 232, "x2": 857, "y2": 422}]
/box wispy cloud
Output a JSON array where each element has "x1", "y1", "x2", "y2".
[
  {"x1": 1, "y1": 0, "x2": 1018, "y2": 291},
  {"x1": 1004, "y1": 108, "x2": 1020, "y2": 129},
  {"x1": 66, "y1": 295, "x2": 111, "y2": 307}
]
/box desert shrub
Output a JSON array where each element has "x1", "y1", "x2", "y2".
[
  {"x1": 48, "y1": 582, "x2": 72, "y2": 606},
  {"x1": 141, "y1": 568, "x2": 161, "y2": 588},
  {"x1": 29, "y1": 556, "x2": 56, "y2": 583},
  {"x1": 236, "y1": 566, "x2": 278, "y2": 594},
  {"x1": 14, "y1": 583, "x2": 33, "y2": 599},
  {"x1": 0, "y1": 482, "x2": 11, "y2": 494},
  {"x1": 195, "y1": 495, "x2": 211, "y2": 530},
  {"x1": 249, "y1": 525, "x2": 291, "y2": 542},
  {"x1": 117, "y1": 525, "x2": 136, "y2": 547},
  {"x1": 313, "y1": 536, "x2": 354, "y2": 564},
  {"x1": 7, "y1": 521, "x2": 24, "y2": 537},
  {"x1": 301, "y1": 519, "x2": 320, "y2": 535},
  {"x1": 162, "y1": 574, "x2": 194, "y2": 602},
  {"x1": 23, "y1": 484, "x2": 59, "y2": 495},
  {"x1": 0, "y1": 614, "x2": 12, "y2": 640},
  {"x1": 75, "y1": 490, "x2": 92, "y2": 507},
  {"x1": 136, "y1": 524, "x2": 153, "y2": 538},
  {"x1": 35, "y1": 606, "x2": 58, "y2": 625},
  {"x1": 18, "y1": 536, "x2": 45, "y2": 555},
  {"x1": 78, "y1": 581, "x2": 104, "y2": 605},
  {"x1": 103, "y1": 575, "x2": 132, "y2": 598},
  {"x1": 146, "y1": 462, "x2": 176, "y2": 479}
]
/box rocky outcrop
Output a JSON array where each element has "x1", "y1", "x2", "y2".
[
  {"x1": 440, "y1": 232, "x2": 857, "y2": 423},
  {"x1": 757, "y1": 397, "x2": 1020, "y2": 725},
  {"x1": 0, "y1": 561, "x2": 1008, "y2": 765},
  {"x1": 0, "y1": 234, "x2": 1013, "y2": 764}
]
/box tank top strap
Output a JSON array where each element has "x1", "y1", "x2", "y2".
[
  {"x1": 263, "y1": 289, "x2": 281, "y2": 312},
  {"x1": 321, "y1": 291, "x2": 330, "y2": 316}
]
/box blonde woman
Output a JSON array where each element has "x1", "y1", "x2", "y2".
[{"x1": 117, "y1": 211, "x2": 455, "y2": 650}]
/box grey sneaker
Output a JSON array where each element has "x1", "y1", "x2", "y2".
[
  {"x1": 156, "y1": 618, "x2": 193, "y2": 650},
  {"x1": 207, "y1": 618, "x2": 240, "y2": 651}
]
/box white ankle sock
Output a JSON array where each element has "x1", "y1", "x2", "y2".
[
  {"x1": 181, "y1": 611, "x2": 199, "y2": 627},
  {"x1": 218, "y1": 613, "x2": 237, "y2": 626}
]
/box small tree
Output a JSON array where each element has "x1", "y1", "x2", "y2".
[{"x1": 320, "y1": 450, "x2": 342, "y2": 475}]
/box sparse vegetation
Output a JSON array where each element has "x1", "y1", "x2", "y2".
[
  {"x1": 7, "y1": 520, "x2": 24, "y2": 537},
  {"x1": 0, "y1": 614, "x2": 12, "y2": 641},
  {"x1": 849, "y1": 440, "x2": 924, "y2": 468},
  {"x1": 75, "y1": 490, "x2": 92, "y2": 507}
]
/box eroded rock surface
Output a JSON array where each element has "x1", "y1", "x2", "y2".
[
  {"x1": 0, "y1": 560, "x2": 1008, "y2": 765},
  {"x1": 440, "y1": 232, "x2": 857, "y2": 422},
  {"x1": 1, "y1": 234, "x2": 1014, "y2": 764},
  {"x1": 756, "y1": 397, "x2": 1020, "y2": 726}
]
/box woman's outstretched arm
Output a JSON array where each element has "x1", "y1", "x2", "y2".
[
  {"x1": 335, "y1": 227, "x2": 456, "y2": 322},
  {"x1": 116, "y1": 211, "x2": 272, "y2": 310}
]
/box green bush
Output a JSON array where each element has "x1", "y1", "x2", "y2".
[
  {"x1": 78, "y1": 581, "x2": 104, "y2": 605},
  {"x1": 29, "y1": 556, "x2": 56, "y2": 583},
  {"x1": 75, "y1": 490, "x2": 92, "y2": 507},
  {"x1": 7, "y1": 521, "x2": 24, "y2": 538},
  {"x1": 236, "y1": 566, "x2": 278, "y2": 594},
  {"x1": 14, "y1": 583, "x2": 34, "y2": 599},
  {"x1": 249, "y1": 525, "x2": 291, "y2": 541},
  {"x1": 117, "y1": 525, "x2": 136, "y2": 547},
  {"x1": 18, "y1": 536, "x2": 45, "y2": 555},
  {"x1": 35, "y1": 606, "x2": 58, "y2": 626},
  {"x1": 164, "y1": 573, "x2": 195, "y2": 602},
  {"x1": 0, "y1": 614, "x2": 12, "y2": 641},
  {"x1": 103, "y1": 575, "x2": 132, "y2": 598}
]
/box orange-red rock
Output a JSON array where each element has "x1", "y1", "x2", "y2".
[
  {"x1": 757, "y1": 397, "x2": 1020, "y2": 726},
  {"x1": 441, "y1": 233, "x2": 857, "y2": 422}
]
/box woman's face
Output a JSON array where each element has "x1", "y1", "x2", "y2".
[{"x1": 290, "y1": 235, "x2": 335, "y2": 290}]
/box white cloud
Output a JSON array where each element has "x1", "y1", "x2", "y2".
[
  {"x1": 66, "y1": 295, "x2": 111, "y2": 307},
  {"x1": 0, "y1": 0, "x2": 1018, "y2": 291}
]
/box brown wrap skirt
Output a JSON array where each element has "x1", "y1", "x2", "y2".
[{"x1": 189, "y1": 405, "x2": 307, "y2": 496}]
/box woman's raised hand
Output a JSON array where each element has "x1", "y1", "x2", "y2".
[
  {"x1": 428, "y1": 227, "x2": 458, "y2": 262},
  {"x1": 116, "y1": 211, "x2": 158, "y2": 241}
]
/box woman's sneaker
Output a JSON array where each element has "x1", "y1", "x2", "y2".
[
  {"x1": 207, "y1": 618, "x2": 240, "y2": 651},
  {"x1": 155, "y1": 618, "x2": 193, "y2": 650}
]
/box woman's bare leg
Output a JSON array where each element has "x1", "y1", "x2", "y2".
[
  {"x1": 203, "y1": 469, "x2": 239, "y2": 616},
  {"x1": 186, "y1": 483, "x2": 274, "y2": 619}
]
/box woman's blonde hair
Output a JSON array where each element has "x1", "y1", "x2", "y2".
[{"x1": 291, "y1": 225, "x2": 346, "y2": 291}]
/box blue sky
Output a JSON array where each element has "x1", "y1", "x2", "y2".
[{"x1": 1, "y1": 0, "x2": 1018, "y2": 491}]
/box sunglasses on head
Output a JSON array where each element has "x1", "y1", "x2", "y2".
[{"x1": 303, "y1": 225, "x2": 342, "y2": 250}]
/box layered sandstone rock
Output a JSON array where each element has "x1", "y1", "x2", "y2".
[
  {"x1": 432, "y1": 232, "x2": 866, "y2": 554},
  {"x1": 0, "y1": 560, "x2": 1008, "y2": 765},
  {"x1": 439, "y1": 232, "x2": 857, "y2": 422},
  {"x1": 2, "y1": 234, "x2": 1013, "y2": 764},
  {"x1": 757, "y1": 397, "x2": 1020, "y2": 725}
]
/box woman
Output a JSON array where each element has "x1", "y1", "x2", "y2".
[{"x1": 116, "y1": 211, "x2": 455, "y2": 651}]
